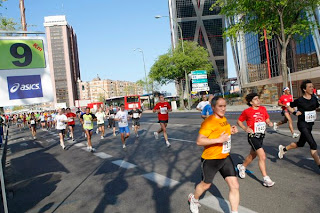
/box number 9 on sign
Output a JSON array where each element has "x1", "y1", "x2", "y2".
[{"x1": 0, "y1": 39, "x2": 46, "y2": 70}]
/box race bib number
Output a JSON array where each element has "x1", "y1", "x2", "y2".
[
  {"x1": 305, "y1": 111, "x2": 316, "y2": 122},
  {"x1": 133, "y1": 113, "x2": 139, "y2": 118},
  {"x1": 119, "y1": 116, "x2": 128, "y2": 125},
  {"x1": 84, "y1": 120, "x2": 91, "y2": 125},
  {"x1": 222, "y1": 135, "x2": 231, "y2": 154},
  {"x1": 160, "y1": 107, "x2": 167, "y2": 114},
  {"x1": 68, "y1": 118, "x2": 73, "y2": 122},
  {"x1": 30, "y1": 120, "x2": 35, "y2": 124},
  {"x1": 254, "y1": 122, "x2": 266, "y2": 134}
]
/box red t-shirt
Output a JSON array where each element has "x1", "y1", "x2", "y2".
[
  {"x1": 238, "y1": 106, "x2": 269, "y2": 133},
  {"x1": 154, "y1": 102, "x2": 171, "y2": 121},
  {"x1": 66, "y1": 112, "x2": 76, "y2": 125},
  {"x1": 279, "y1": 94, "x2": 293, "y2": 111}
]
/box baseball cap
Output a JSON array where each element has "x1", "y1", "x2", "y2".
[{"x1": 283, "y1": 87, "x2": 290, "y2": 92}]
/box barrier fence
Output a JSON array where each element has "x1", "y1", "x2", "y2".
[{"x1": 0, "y1": 124, "x2": 9, "y2": 213}]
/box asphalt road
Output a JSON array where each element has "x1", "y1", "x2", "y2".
[{"x1": 5, "y1": 111, "x2": 320, "y2": 213}]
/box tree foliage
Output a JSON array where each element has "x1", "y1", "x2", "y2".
[
  {"x1": 136, "y1": 77, "x2": 160, "y2": 94},
  {"x1": 214, "y1": 0, "x2": 320, "y2": 87},
  {"x1": 149, "y1": 41, "x2": 213, "y2": 85}
]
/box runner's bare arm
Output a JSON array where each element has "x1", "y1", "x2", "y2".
[
  {"x1": 237, "y1": 120, "x2": 253, "y2": 133},
  {"x1": 231, "y1": 125, "x2": 238, "y2": 134},
  {"x1": 265, "y1": 118, "x2": 273, "y2": 127},
  {"x1": 196, "y1": 133, "x2": 229, "y2": 146}
]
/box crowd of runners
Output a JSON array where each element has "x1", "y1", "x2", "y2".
[{"x1": 1, "y1": 80, "x2": 319, "y2": 213}]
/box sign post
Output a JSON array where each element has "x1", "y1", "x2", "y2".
[
  {"x1": 191, "y1": 70, "x2": 209, "y2": 93},
  {"x1": 0, "y1": 37, "x2": 53, "y2": 106}
]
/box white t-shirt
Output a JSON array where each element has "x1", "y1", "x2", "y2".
[
  {"x1": 55, "y1": 114, "x2": 67, "y2": 130},
  {"x1": 40, "y1": 115, "x2": 45, "y2": 122},
  {"x1": 115, "y1": 110, "x2": 129, "y2": 128},
  {"x1": 197, "y1": 101, "x2": 209, "y2": 110},
  {"x1": 95, "y1": 112, "x2": 106, "y2": 124}
]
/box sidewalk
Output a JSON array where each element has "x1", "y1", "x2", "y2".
[{"x1": 143, "y1": 104, "x2": 281, "y2": 113}]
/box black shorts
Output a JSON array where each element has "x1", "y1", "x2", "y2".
[
  {"x1": 69, "y1": 124, "x2": 75, "y2": 128},
  {"x1": 201, "y1": 156, "x2": 236, "y2": 183},
  {"x1": 41, "y1": 121, "x2": 46, "y2": 123},
  {"x1": 109, "y1": 119, "x2": 116, "y2": 128},
  {"x1": 132, "y1": 119, "x2": 140, "y2": 126},
  {"x1": 31, "y1": 124, "x2": 36, "y2": 128},
  {"x1": 248, "y1": 134, "x2": 264, "y2": 151},
  {"x1": 158, "y1": 120, "x2": 168, "y2": 123},
  {"x1": 58, "y1": 129, "x2": 65, "y2": 134},
  {"x1": 98, "y1": 123, "x2": 105, "y2": 127},
  {"x1": 297, "y1": 123, "x2": 317, "y2": 150}
]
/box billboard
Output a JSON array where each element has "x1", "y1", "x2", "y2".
[{"x1": 0, "y1": 37, "x2": 54, "y2": 106}]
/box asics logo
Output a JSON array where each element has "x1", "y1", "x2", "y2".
[{"x1": 9, "y1": 83, "x2": 40, "y2": 93}]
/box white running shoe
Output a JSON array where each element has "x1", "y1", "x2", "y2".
[
  {"x1": 96, "y1": 129, "x2": 99, "y2": 134},
  {"x1": 278, "y1": 145, "x2": 286, "y2": 159},
  {"x1": 188, "y1": 193, "x2": 200, "y2": 213},
  {"x1": 62, "y1": 145, "x2": 66, "y2": 150},
  {"x1": 237, "y1": 164, "x2": 246, "y2": 179},
  {"x1": 101, "y1": 136, "x2": 104, "y2": 139},
  {"x1": 166, "y1": 141, "x2": 171, "y2": 148},
  {"x1": 154, "y1": 132, "x2": 159, "y2": 140},
  {"x1": 113, "y1": 133, "x2": 116, "y2": 137},
  {"x1": 263, "y1": 176, "x2": 275, "y2": 187},
  {"x1": 136, "y1": 134, "x2": 139, "y2": 138},
  {"x1": 85, "y1": 134, "x2": 87, "y2": 138},
  {"x1": 91, "y1": 147, "x2": 96, "y2": 152},
  {"x1": 123, "y1": 144, "x2": 126, "y2": 149},
  {"x1": 87, "y1": 146, "x2": 91, "y2": 151},
  {"x1": 273, "y1": 122, "x2": 278, "y2": 131},
  {"x1": 33, "y1": 136, "x2": 36, "y2": 140},
  {"x1": 292, "y1": 132, "x2": 300, "y2": 138}
]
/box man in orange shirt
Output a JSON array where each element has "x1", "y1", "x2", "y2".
[{"x1": 188, "y1": 97, "x2": 239, "y2": 213}]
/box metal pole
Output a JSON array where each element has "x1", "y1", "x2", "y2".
[
  {"x1": 288, "y1": 67, "x2": 293, "y2": 99},
  {"x1": 140, "y1": 50, "x2": 148, "y2": 94}
]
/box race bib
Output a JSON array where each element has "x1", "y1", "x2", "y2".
[
  {"x1": 133, "y1": 113, "x2": 139, "y2": 118},
  {"x1": 84, "y1": 120, "x2": 92, "y2": 125},
  {"x1": 222, "y1": 135, "x2": 231, "y2": 154},
  {"x1": 30, "y1": 120, "x2": 35, "y2": 124},
  {"x1": 68, "y1": 118, "x2": 73, "y2": 122},
  {"x1": 305, "y1": 110, "x2": 316, "y2": 122},
  {"x1": 109, "y1": 114, "x2": 114, "y2": 119},
  {"x1": 119, "y1": 117, "x2": 128, "y2": 125},
  {"x1": 286, "y1": 102, "x2": 290, "y2": 106},
  {"x1": 160, "y1": 107, "x2": 167, "y2": 114},
  {"x1": 254, "y1": 122, "x2": 266, "y2": 134}
]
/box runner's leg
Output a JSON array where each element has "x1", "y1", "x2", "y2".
[
  {"x1": 242, "y1": 148, "x2": 257, "y2": 167},
  {"x1": 225, "y1": 177, "x2": 239, "y2": 212},
  {"x1": 255, "y1": 148, "x2": 267, "y2": 177}
]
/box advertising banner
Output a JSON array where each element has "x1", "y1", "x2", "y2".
[{"x1": 0, "y1": 37, "x2": 54, "y2": 106}]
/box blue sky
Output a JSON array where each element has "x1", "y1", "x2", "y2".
[{"x1": 1, "y1": 0, "x2": 236, "y2": 95}]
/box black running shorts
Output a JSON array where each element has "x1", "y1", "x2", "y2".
[
  {"x1": 247, "y1": 135, "x2": 264, "y2": 151},
  {"x1": 297, "y1": 123, "x2": 317, "y2": 150},
  {"x1": 132, "y1": 119, "x2": 140, "y2": 126},
  {"x1": 201, "y1": 156, "x2": 236, "y2": 183}
]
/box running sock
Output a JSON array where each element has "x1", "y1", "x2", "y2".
[
  {"x1": 283, "y1": 147, "x2": 287, "y2": 152},
  {"x1": 231, "y1": 211, "x2": 238, "y2": 213}
]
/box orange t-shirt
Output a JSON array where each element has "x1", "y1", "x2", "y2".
[{"x1": 199, "y1": 115, "x2": 231, "y2": 160}]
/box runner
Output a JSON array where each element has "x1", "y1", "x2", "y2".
[
  {"x1": 129, "y1": 105, "x2": 142, "y2": 137},
  {"x1": 188, "y1": 97, "x2": 239, "y2": 213},
  {"x1": 95, "y1": 107, "x2": 107, "y2": 139},
  {"x1": 80, "y1": 107, "x2": 97, "y2": 152},
  {"x1": 51, "y1": 111, "x2": 57, "y2": 129},
  {"x1": 278, "y1": 80, "x2": 320, "y2": 171},
  {"x1": 153, "y1": 94, "x2": 172, "y2": 148},
  {"x1": 273, "y1": 87, "x2": 299, "y2": 138},
  {"x1": 115, "y1": 104, "x2": 130, "y2": 149},
  {"x1": 107, "y1": 105, "x2": 117, "y2": 136},
  {"x1": 17, "y1": 114, "x2": 23, "y2": 131},
  {"x1": 40, "y1": 112, "x2": 46, "y2": 129},
  {"x1": 196, "y1": 94, "x2": 209, "y2": 112},
  {"x1": 29, "y1": 112, "x2": 38, "y2": 139},
  {"x1": 66, "y1": 108, "x2": 77, "y2": 141},
  {"x1": 237, "y1": 93, "x2": 275, "y2": 187},
  {"x1": 201, "y1": 94, "x2": 214, "y2": 120},
  {"x1": 47, "y1": 112, "x2": 52, "y2": 130},
  {"x1": 0, "y1": 115, "x2": 5, "y2": 145},
  {"x1": 55, "y1": 108, "x2": 68, "y2": 150}
]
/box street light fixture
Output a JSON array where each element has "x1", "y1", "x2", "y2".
[{"x1": 155, "y1": 15, "x2": 191, "y2": 109}]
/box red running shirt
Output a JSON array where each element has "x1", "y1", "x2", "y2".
[
  {"x1": 238, "y1": 106, "x2": 269, "y2": 133},
  {"x1": 154, "y1": 102, "x2": 171, "y2": 121},
  {"x1": 66, "y1": 112, "x2": 76, "y2": 125},
  {"x1": 279, "y1": 94, "x2": 293, "y2": 111}
]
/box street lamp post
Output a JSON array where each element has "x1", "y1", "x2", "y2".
[
  {"x1": 134, "y1": 48, "x2": 148, "y2": 94},
  {"x1": 155, "y1": 15, "x2": 191, "y2": 109}
]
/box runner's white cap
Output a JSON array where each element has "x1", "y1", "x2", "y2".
[{"x1": 283, "y1": 87, "x2": 290, "y2": 92}]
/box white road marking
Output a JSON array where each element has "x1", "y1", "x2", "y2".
[
  {"x1": 306, "y1": 158, "x2": 313, "y2": 160},
  {"x1": 36, "y1": 141, "x2": 43, "y2": 144},
  {"x1": 276, "y1": 129, "x2": 320, "y2": 135},
  {"x1": 162, "y1": 137, "x2": 195, "y2": 143},
  {"x1": 94, "y1": 152, "x2": 112, "y2": 159},
  {"x1": 22, "y1": 138, "x2": 25, "y2": 141},
  {"x1": 200, "y1": 195, "x2": 258, "y2": 213},
  {"x1": 20, "y1": 143, "x2": 28, "y2": 147},
  {"x1": 75, "y1": 143, "x2": 86, "y2": 147},
  {"x1": 142, "y1": 172, "x2": 179, "y2": 188},
  {"x1": 46, "y1": 139, "x2": 55, "y2": 142},
  {"x1": 112, "y1": 160, "x2": 137, "y2": 169}
]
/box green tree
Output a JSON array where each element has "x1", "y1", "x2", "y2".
[
  {"x1": 136, "y1": 77, "x2": 160, "y2": 94},
  {"x1": 215, "y1": 0, "x2": 320, "y2": 88},
  {"x1": 149, "y1": 41, "x2": 212, "y2": 109},
  {"x1": 12, "y1": 105, "x2": 24, "y2": 111}
]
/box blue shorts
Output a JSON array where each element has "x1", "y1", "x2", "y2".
[{"x1": 119, "y1": 126, "x2": 130, "y2": 134}]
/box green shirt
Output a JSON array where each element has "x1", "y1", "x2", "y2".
[{"x1": 80, "y1": 113, "x2": 96, "y2": 130}]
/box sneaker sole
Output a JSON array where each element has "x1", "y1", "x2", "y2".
[
  {"x1": 236, "y1": 165, "x2": 246, "y2": 179},
  {"x1": 263, "y1": 182, "x2": 275, "y2": 187}
]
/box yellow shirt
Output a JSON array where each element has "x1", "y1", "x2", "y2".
[{"x1": 199, "y1": 115, "x2": 231, "y2": 159}]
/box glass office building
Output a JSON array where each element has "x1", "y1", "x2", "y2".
[{"x1": 168, "y1": 0, "x2": 227, "y2": 93}]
